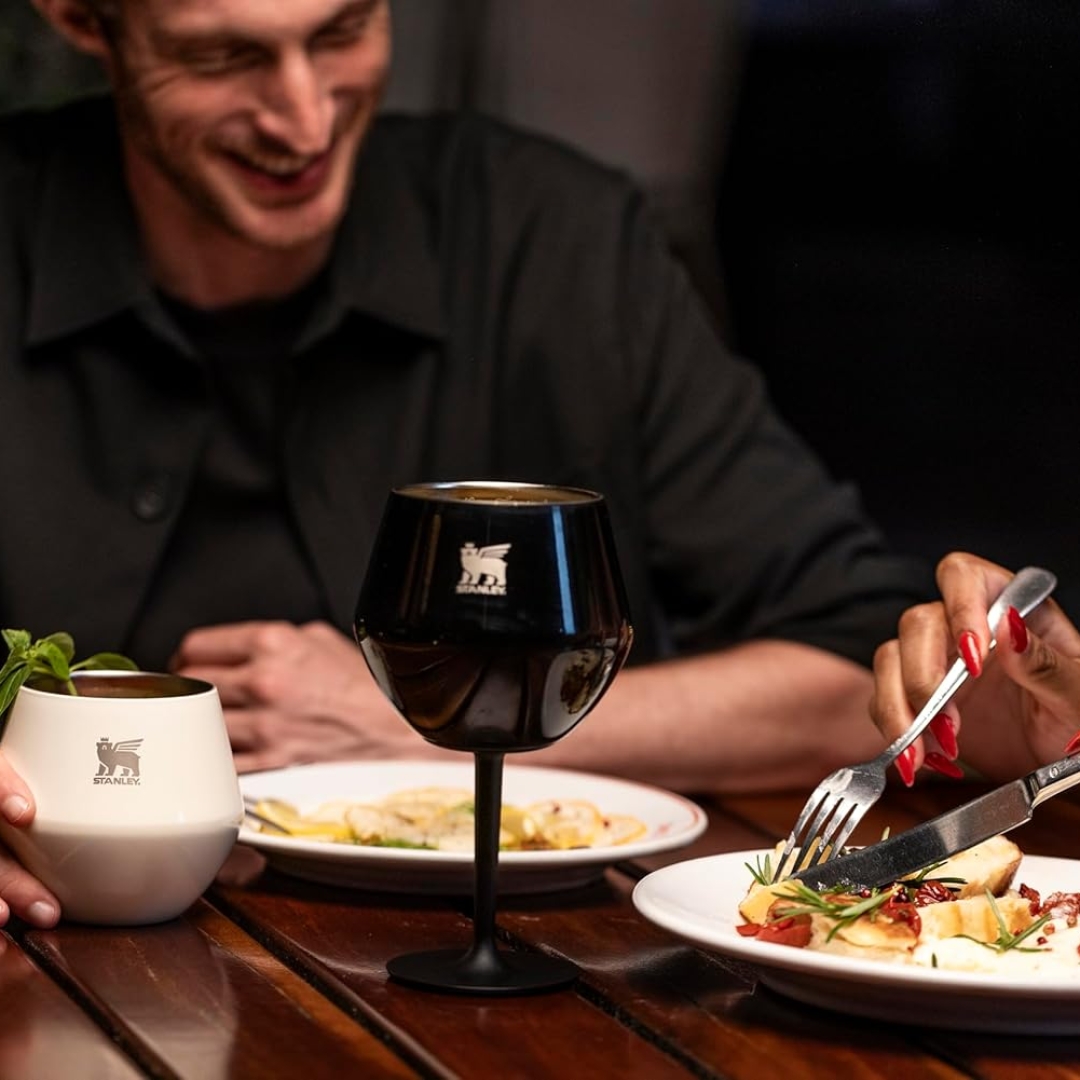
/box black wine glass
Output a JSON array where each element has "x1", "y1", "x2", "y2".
[{"x1": 354, "y1": 481, "x2": 633, "y2": 994}]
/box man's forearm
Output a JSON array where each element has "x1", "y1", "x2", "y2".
[{"x1": 533, "y1": 640, "x2": 884, "y2": 795}]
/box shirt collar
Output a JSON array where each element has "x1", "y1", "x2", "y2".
[
  {"x1": 25, "y1": 102, "x2": 446, "y2": 349},
  {"x1": 25, "y1": 99, "x2": 160, "y2": 348},
  {"x1": 322, "y1": 119, "x2": 446, "y2": 342}
]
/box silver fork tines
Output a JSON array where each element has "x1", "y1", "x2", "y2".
[{"x1": 770, "y1": 566, "x2": 1057, "y2": 883}]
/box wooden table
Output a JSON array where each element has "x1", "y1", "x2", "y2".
[{"x1": 5, "y1": 777, "x2": 1080, "y2": 1079}]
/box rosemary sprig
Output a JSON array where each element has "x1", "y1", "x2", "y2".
[
  {"x1": 903, "y1": 859, "x2": 966, "y2": 888},
  {"x1": 769, "y1": 882, "x2": 893, "y2": 941},
  {"x1": 746, "y1": 852, "x2": 774, "y2": 887},
  {"x1": 957, "y1": 890, "x2": 1053, "y2": 954}
]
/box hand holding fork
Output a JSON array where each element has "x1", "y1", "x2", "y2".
[{"x1": 770, "y1": 566, "x2": 1058, "y2": 882}]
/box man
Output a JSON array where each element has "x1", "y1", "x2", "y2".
[{"x1": 0, "y1": 0, "x2": 929, "y2": 927}]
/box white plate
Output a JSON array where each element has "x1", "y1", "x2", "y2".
[
  {"x1": 633, "y1": 850, "x2": 1080, "y2": 1034},
  {"x1": 239, "y1": 761, "x2": 707, "y2": 894}
]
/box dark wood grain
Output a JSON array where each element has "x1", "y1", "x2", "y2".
[
  {"x1": 4, "y1": 780, "x2": 1080, "y2": 1079},
  {"x1": 210, "y1": 874, "x2": 692, "y2": 1079},
  {"x1": 18, "y1": 903, "x2": 423, "y2": 1079},
  {"x1": 0, "y1": 931, "x2": 144, "y2": 1079},
  {"x1": 498, "y1": 872, "x2": 966, "y2": 1080}
]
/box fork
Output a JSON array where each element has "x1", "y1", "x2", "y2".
[{"x1": 770, "y1": 565, "x2": 1058, "y2": 882}]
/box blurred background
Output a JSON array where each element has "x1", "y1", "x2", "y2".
[{"x1": 5, "y1": 0, "x2": 1078, "y2": 612}]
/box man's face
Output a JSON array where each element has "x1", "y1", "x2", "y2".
[{"x1": 104, "y1": 0, "x2": 391, "y2": 252}]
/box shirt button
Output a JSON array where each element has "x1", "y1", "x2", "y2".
[{"x1": 131, "y1": 476, "x2": 172, "y2": 521}]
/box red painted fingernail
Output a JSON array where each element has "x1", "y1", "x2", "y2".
[
  {"x1": 895, "y1": 746, "x2": 917, "y2": 788},
  {"x1": 1065, "y1": 730, "x2": 1080, "y2": 755},
  {"x1": 1007, "y1": 606, "x2": 1028, "y2": 653},
  {"x1": 958, "y1": 631, "x2": 983, "y2": 678},
  {"x1": 929, "y1": 712, "x2": 959, "y2": 760},
  {"x1": 924, "y1": 752, "x2": 965, "y2": 779}
]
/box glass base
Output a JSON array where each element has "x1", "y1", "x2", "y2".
[{"x1": 386, "y1": 947, "x2": 579, "y2": 995}]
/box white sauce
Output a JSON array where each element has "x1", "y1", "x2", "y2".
[{"x1": 911, "y1": 921, "x2": 1080, "y2": 975}]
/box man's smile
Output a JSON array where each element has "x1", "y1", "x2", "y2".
[{"x1": 221, "y1": 145, "x2": 334, "y2": 200}]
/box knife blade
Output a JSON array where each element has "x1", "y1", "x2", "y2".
[{"x1": 790, "y1": 752, "x2": 1080, "y2": 893}]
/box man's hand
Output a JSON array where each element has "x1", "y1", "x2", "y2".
[
  {"x1": 0, "y1": 754, "x2": 60, "y2": 927},
  {"x1": 870, "y1": 552, "x2": 1080, "y2": 781},
  {"x1": 170, "y1": 620, "x2": 456, "y2": 772}
]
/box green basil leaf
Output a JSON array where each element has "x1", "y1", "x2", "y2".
[
  {"x1": 72, "y1": 652, "x2": 139, "y2": 672},
  {"x1": 34, "y1": 641, "x2": 71, "y2": 680},
  {"x1": 40, "y1": 632, "x2": 76, "y2": 662},
  {"x1": 2, "y1": 629, "x2": 31, "y2": 654},
  {"x1": 0, "y1": 631, "x2": 139, "y2": 708},
  {"x1": 0, "y1": 664, "x2": 33, "y2": 720},
  {"x1": 0, "y1": 651, "x2": 25, "y2": 684},
  {"x1": 0, "y1": 660, "x2": 27, "y2": 696}
]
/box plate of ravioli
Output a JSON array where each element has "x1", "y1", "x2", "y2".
[{"x1": 239, "y1": 760, "x2": 707, "y2": 894}]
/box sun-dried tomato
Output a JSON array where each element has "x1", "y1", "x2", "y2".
[
  {"x1": 756, "y1": 912, "x2": 813, "y2": 948},
  {"x1": 879, "y1": 894, "x2": 922, "y2": 937},
  {"x1": 910, "y1": 880, "x2": 955, "y2": 907},
  {"x1": 1019, "y1": 882, "x2": 1042, "y2": 914}
]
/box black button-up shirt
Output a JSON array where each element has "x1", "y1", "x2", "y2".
[{"x1": 0, "y1": 97, "x2": 928, "y2": 671}]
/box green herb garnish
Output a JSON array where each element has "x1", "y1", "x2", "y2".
[
  {"x1": 0, "y1": 629, "x2": 138, "y2": 721},
  {"x1": 746, "y1": 852, "x2": 775, "y2": 886},
  {"x1": 769, "y1": 882, "x2": 894, "y2": 942},
  {"x1": 957, "y1": 890, "x2": 1053, "y2": 954},
  {"x1": 902, "y1": 859, "x2": 966, "y2": 889}
]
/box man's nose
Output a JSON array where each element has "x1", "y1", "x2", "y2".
[{"x1": 255, "y1": 51, "x2": 334, "y2": 154}]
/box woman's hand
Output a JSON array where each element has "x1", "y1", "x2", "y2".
[
  {"x1": 170, "y1": 620, "x2": 457, "y2": 773},
  {"x1": 870, "y1": 552, "x2": 1080, "y2": 784},
  {"x1": 0, "y1": 753, "x2": 60, "y2": 927}
]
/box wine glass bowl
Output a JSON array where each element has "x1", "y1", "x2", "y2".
[{"x1": 354, "y1": 481, "x2": 632, "y2": 993}]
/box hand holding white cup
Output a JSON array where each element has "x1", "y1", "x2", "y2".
[{"x1": 0, "y1": 671, "x2": 243, "y2": 925}]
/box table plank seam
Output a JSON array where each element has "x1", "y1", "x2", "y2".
[
  {"x1": 570, "y1": 973, "x2": 730, "y2": 1080},
  {"x1": 210, "y1": 888, "x2": 723, "y2": 1079},
  {"x1": 13, "y1": 920, "x2": 179, "y2": 1080},
  {"x1": 203, "y1": 892, "x2": 456, "y2": 1080}
]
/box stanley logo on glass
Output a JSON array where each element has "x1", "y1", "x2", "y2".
[{"x1": 456, "y1": 542, "x2": 511, "y2": 596}]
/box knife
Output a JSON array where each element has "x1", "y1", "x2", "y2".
[{"x1": 790, "y1": 752, "x2": 1080, "y2": 892}]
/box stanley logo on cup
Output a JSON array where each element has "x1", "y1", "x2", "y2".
[{"x1": 93, "y1": 737, "x2": 143, "y2": 785}]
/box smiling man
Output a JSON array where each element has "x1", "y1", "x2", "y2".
[
  {"x1": 0, "y1": 0, "x2": 931, "y2": 928},
  {"x1": 50, "y1": 0, "x2": 391, "y2": 304}
]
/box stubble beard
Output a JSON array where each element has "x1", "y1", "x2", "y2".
[
  {"x1": 104, "y1": 26, "x2": 382, "y2": 263},
  {"x1": 116, "y1": 90, "x2": 357, "y2": 254}
]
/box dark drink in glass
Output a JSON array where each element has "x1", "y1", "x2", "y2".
[{"x1": 355, "y1": 481, "x2": 632, "y2": 993}]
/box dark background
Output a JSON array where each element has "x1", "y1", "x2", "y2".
[
  {"x1": 717, "y1": 1, "x2": 1080, "y2": 612},
  {"x1": 4, "y1": 0, "x2": 1079, "y2": 611}
]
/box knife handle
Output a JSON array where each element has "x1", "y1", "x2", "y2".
[{"x1": 1028, "y1": 753, "x2": 1080, "y2": 807}]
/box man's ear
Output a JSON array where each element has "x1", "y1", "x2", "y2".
[{"x1": 31, "y1": 0, "x2": 113, "y2": 59}]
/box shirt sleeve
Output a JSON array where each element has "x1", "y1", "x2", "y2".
[
  {"x1": 430, "y1": 117, "x2": 932, "y2": 670},
  {"x1": 611, "y1": 186, "x2": 933, "y2": 667}
]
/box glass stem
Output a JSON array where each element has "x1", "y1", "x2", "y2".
[{"x1": 467, "y1": 750, "x2": 506, "y2": 976}]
